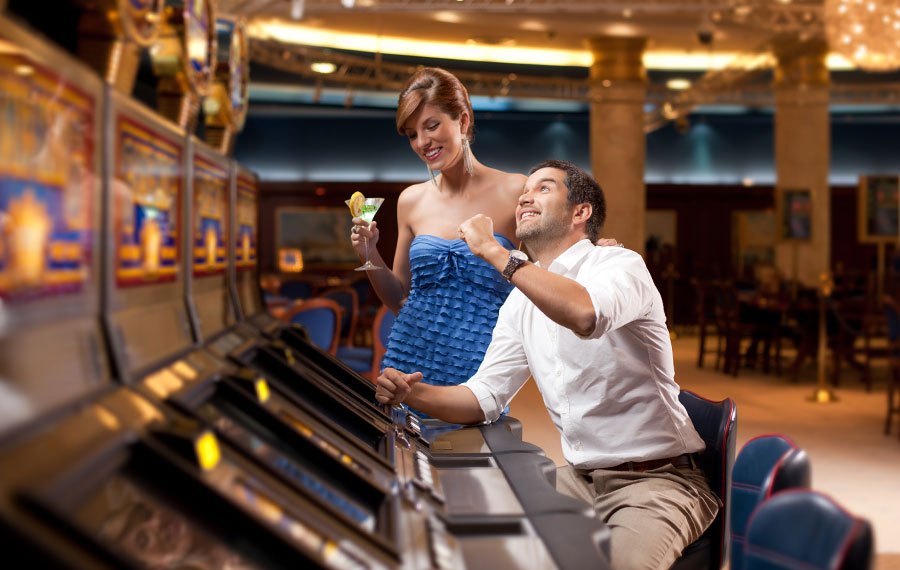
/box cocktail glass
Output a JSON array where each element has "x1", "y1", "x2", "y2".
[{"x1": 346, "y1": 197, "x2": 384, "y2": 271}]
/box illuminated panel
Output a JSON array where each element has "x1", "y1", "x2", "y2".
[
  {"x1": 113, "y1": 116, "x2": 181, "y2": 286},
  {"x1": 235, "y1": 170, "x2": 257, "y2": 271},
  {"x1": 73, "y1": 473, "x2": 254, "y2": 569},
  {"x1": 192, "y1": 154, "x2": 227, "y2": 276},
  {"x1": 0, "y1": 54, "x2": 94, "y2": 301}
]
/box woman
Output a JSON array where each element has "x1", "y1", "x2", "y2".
[
  {"x1": 351, "y1": 68, "x2": 615, "y2": 392},
  {"x1": 350, "y1": 67, "x2": 524, "y2": 390}
]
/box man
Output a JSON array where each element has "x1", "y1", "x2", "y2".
[{"x1": 376, "y1": 159, "x2": 718, "y2": 570}]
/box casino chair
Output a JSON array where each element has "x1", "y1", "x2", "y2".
[
  {"x1": 281, "y1": 297, "x2": 341, "y2": 355},
  {"x1": 670, "y1": 390, "x2": 737, "y2": 570},
  {"x1": 729, "y1": 434, "x2": 811, "y2": 570},
  {"x1": 743, "y1": 490, "x2": 874, "y2": 570},
  {"x1": 337, "y1": 305, "x2": 396, "y2": 381},
  {"x1": 278, "y1": 279, "x2": 313, "y2": 301},
  {"x1": 321, "y1": 286, "x2": 360, "y2": 347}
]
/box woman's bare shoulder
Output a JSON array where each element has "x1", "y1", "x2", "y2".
[
  {"x1": 397, "y1": 181, "x2": 430, "y2": 208},
  {"x1": 489, "y1": 168, "x2": 527, "y2": 198}
]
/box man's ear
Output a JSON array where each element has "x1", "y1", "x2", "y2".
[{"x1": 572, "y1": 203, "x2": 592, "y2": 226}]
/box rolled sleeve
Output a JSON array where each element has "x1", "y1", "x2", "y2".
[{"x1": 579, "y1": 251, "x2": 657, "y2": 339}]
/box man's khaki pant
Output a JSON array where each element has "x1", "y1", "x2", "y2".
[{"x1": 556, "y1": 462, "x2": 720, "y2": 570}]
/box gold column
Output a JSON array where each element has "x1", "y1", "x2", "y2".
[
  {"x1": 586, "y1": 36, "x2": 648, "y2": 256},
  {"x1": 773, "y1": 38, "x2": 831, "y2": 288}
]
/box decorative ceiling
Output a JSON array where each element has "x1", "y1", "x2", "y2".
[{"x1": 219, "y1": 0, "x2": 900, "y2": 129}]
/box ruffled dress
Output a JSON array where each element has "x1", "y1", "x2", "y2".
[{"x1": 381, "y1": 234, "x2": 515, "y2": 387}]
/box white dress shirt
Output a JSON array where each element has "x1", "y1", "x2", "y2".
[{"x1": 462, "y1": 239, "x2": 705, "y2": 469}]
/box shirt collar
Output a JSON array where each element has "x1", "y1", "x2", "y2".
[{"x1": 536, "y1": 239, "x2": 594, "y2": 274}]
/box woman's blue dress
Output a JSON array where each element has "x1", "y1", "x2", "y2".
[{"x1": 381, "y1": 234, "x2": 515, "y2": 387}]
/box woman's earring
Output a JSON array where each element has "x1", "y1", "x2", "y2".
[
  {"x1": 461, "y1": 137, "x2": 474, "y2": 176},
  {"x1": 427, "y1": 165, "x2": 438, "y2": 188}
]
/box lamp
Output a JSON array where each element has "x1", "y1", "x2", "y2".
[
  {"x1": 824, "y1": 0, "x2": 900, "y2": 72},
  {"x1": 279, "y1": 248, "x2": 304, "y2": 273}
]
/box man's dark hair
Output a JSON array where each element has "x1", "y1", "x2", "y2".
[{"x1": 528, "y1": 159, "x2": 606, "y2": 242}]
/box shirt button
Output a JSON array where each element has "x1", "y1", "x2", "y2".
[{"x1": 574, "y1": 443, "x2": 582, "y2": 451}]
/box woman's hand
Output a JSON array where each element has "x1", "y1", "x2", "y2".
[
  {"x1": 596, "y1": 237, "x2": 623, "y2": 248},
  {"x1": 350, "y1": 218, "x2": 380, "y2": 259}
]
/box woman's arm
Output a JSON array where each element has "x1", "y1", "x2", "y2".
[{"x1": 351, "y1": 188, "x2": 416, "y2": 313}]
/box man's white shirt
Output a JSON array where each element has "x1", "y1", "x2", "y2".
[{"x1": 462, "y1": 239, "x2": 705, "y2": 469}]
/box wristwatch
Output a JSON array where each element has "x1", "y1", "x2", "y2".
[{"x1": 502, "y1": 249, "x2": 529, "y2": 281}]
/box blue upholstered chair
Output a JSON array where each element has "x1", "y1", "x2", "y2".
[
  {"x1": 283, "y1": 297, "x2": 341, "y2": 355},
  {"x1": 671, "y1": 390, "x2": 737, "y2": 570},
  {"x1": 743, "y1": 490, "x2": 874, "y2": 570},
  {"x1": 730, "y1": 434, "x2": 811, "y2": 570},
  {"x1": 337, "y1": 305, "x2": 396, "y2": 380},
  {"x1": 278, "y1": 279, "x2": 313, "y2": 300},
  {"x1": 321, "y1": 286, "x2": 360, "y2": 347}
]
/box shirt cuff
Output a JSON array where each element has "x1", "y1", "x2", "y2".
[{"x1": 463, "y1": 381, "x2": 502, "y2": 423}]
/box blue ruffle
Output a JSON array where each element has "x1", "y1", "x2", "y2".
[{"x1": 382, "y1": 234, "x2": 515, "y2": 387}]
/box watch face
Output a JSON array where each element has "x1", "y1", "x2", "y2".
[{"x1": 511, "y1": 249, "x2": 528, "y2": 261}]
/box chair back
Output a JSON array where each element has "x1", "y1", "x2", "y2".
[
  {"x1": 283, "y1": 297, "x2": 341, "y2": 354},
  {"x1": 321, "y1": 287, "x2": 359, "y2": 346},
  {"x1": 278, "y1": 279, "x2": 313, "y2": 300},
  {"x1": 730, "y1": 434, "x2": 811, "y2": 570},
  {"x1": 884, "y1": 294, "x2": 900, "y2": 346},
  {"x1": 672, "y1": 390, "x2": 737, "y2": 570},
  {"x1": 744, "y1": 490, "x2": 874, "y2": 570},
  {"x1": 371, "y1": 305, "x2": 397, "y2": 376}
]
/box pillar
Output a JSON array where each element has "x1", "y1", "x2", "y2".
[
  {"x1": 773, "y1": 38, "x2": 831, "y2": 287},
  {"x1": 586, "y1": 36, "x2": 648, "y2": 256}
]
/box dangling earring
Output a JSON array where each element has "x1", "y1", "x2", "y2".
[
  {"x1": 427, "y1": 165, "x2": 438, "y2": 188},
  {"x1": 461, "y1": 137, "x2": 474, "y2": 176}
]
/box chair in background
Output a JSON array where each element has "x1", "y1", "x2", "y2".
[
  {"x1": 713, "y1": 282, "x2": 756, "y2": 376},
  {"x1": 281, "y1": 297, "x2": 341, "y2": 355},
  {"x1": 729, "y1": 434, "x2": 811, "y2": 570},
  {"x1": 670, "y1": 390, "x2": 737, "y2": 570},
  {"x1": 278, "y1": 279, "x2": 313, "y2": 301},
  {"x1": 321, "y1": 286, "x2": 359, "y2": 348},
  {"x1": 743, "y1": 490, "x2": 874, "y2": 570},
  {"x1": 883, "y1": 294, "x2": 900, "y2": 438},
  {"x1": 337, "y1": 305, "x2": 396, "y2": 381},
  {"x1": 691, "y1": 279, "x2": 721, "y2": 369}
]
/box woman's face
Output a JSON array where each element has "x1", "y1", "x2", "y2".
[{"x1": 402, "y1": 102, "x2": 466, "y2": 172}]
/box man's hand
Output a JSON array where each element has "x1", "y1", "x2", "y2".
[
  {"x1": 596, "y1": 237, "x2": 621, "y2": 247},
  {"x1": 375, "y1": 368, "x2": 423, "y2": 406},
  {"x1": 459, "y1": 214, "x2": 506, "y2": 261}
]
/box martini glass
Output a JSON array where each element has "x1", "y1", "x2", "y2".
[{"x1": 346, "y1": 197, "x2": 384, "y2": 271}]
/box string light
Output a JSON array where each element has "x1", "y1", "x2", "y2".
[{"x1": 824, "y1": 0, "x2": 900, "y2": 71}]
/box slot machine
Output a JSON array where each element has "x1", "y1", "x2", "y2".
[{"x1": 0, "y1": 14, "x2": 108, "y2": 438}]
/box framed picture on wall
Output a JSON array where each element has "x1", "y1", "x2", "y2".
[
  {"x1": 275, "y1": 207, "x2": 358, "y2": 266},
  {"x1": 777, "y1": 188, "x2": 812, "y2": 241},
  {"x1": 857, "y1": 175, "x2": 899, "y2": 243}
]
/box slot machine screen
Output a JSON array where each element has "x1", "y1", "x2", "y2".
[
  {"x1": 200, "y1": 392, "x2": 384, "y2": 534},
  {"x1": 234, "y1": 168, "x2": 262, "y2": 317},
  {"x1": 73, "y1": 473, "x2": 259, "y2": 570},
  {"x1": 206, "y1": 331, "x2": 390, "y2": 456}
]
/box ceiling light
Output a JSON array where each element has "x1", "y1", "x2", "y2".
[
  {"x1": 666, "y1": 78, "x2": 692, "y2": 90},
  {"x1": 434, "y1": 11, "x2": 462, "y2": 23},
  {"x1": 290, "y1": 0, "x2": 304, "y2": 20},
  {"x1": 341, "y1": 0, "x2": 355, "y2": 7},
  {"x1": 311, "y1": 62, "x2": 336, "y2": 74},
  {"x1": 824, "y1": 0, "x2": 900, "y2": 71}
]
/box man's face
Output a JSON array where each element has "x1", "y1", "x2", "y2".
[{"x1": 515, "y1": 167, "x2": 575, "y2": 243}]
